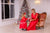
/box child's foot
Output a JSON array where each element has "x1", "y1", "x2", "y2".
[
  {"x1": 21, "y1": 28, "x2": 24, "y2": 30},
  {"x1": 23, "y1": 29, "x2": 27, "y2": 31}
]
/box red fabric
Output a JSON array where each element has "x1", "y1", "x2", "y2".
[
  {"x1": 27, "y1": 13, "x2": 38, "y2": 31},
  {"x1": 19, "y1": 16, "x2": 27, "y2": 29}
]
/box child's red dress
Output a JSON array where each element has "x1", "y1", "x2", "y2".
[
  {"x1": 27, "y1": 13, "x2": 38, "y2": 31},
  {"x1": 19, "y1": 16, "x2": 27, "y2": 29}
]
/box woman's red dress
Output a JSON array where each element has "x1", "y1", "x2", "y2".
[
  {"x1": 19, "y1": 16, "x2": 27, "y2": 29},
  {"x1": 27, "y1": 13, "x2": 38, "y2": 31}
]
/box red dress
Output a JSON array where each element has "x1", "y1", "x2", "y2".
[
  {"x1": 27, "y1": 13, "x2": 38, "y2": 31},
  {"x1": 19, "y1": 16, "x2": 27, "y2": 29}
]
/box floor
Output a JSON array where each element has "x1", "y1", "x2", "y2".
[{"x1": 0, "y1": 23, "x2": 50, "y2": 33}]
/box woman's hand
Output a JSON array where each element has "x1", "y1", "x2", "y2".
[
  {"x1": 30, "y1": 18, "x2": 36, "y2": 22},
  {"x1": 30, "y1": 19, "x2": 32, "y2": 22},
  {"x1": 30, "y1": 19, "x2": 34, "y2": 21}
]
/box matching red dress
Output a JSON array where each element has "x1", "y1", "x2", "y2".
[
  {"x1": 27, "y1": 13, "x2": 38, "y2": 31},
  {"x1": 19, "y1": 16, "x2": 27, "y2": 29}
]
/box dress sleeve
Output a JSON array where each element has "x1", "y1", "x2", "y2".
[
  {"x1": 35, "y1": 13, "x2": 38, "y2": 19},
  {"x1": 31, "y1": 13, "x2": 34, "y2": 19}
]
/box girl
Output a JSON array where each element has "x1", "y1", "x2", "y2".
[{"x1": 19, "y1": 13, "x2": 27, "y2": 31}]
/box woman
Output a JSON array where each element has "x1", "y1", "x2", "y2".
[
  {"x1": 19, "y1": 13, "x2": 27, "y2": 31},
  {"x1": 27, "y1": 9, "x2": 38, "y2": 31}
]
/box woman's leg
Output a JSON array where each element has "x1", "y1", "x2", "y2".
[{"x1": 27, "y1": 21, "x2": 38, "y2": 30}]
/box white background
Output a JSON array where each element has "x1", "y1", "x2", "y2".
[{"x1": 0, "y1": 0, "x2": 50, "y2": 26}]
